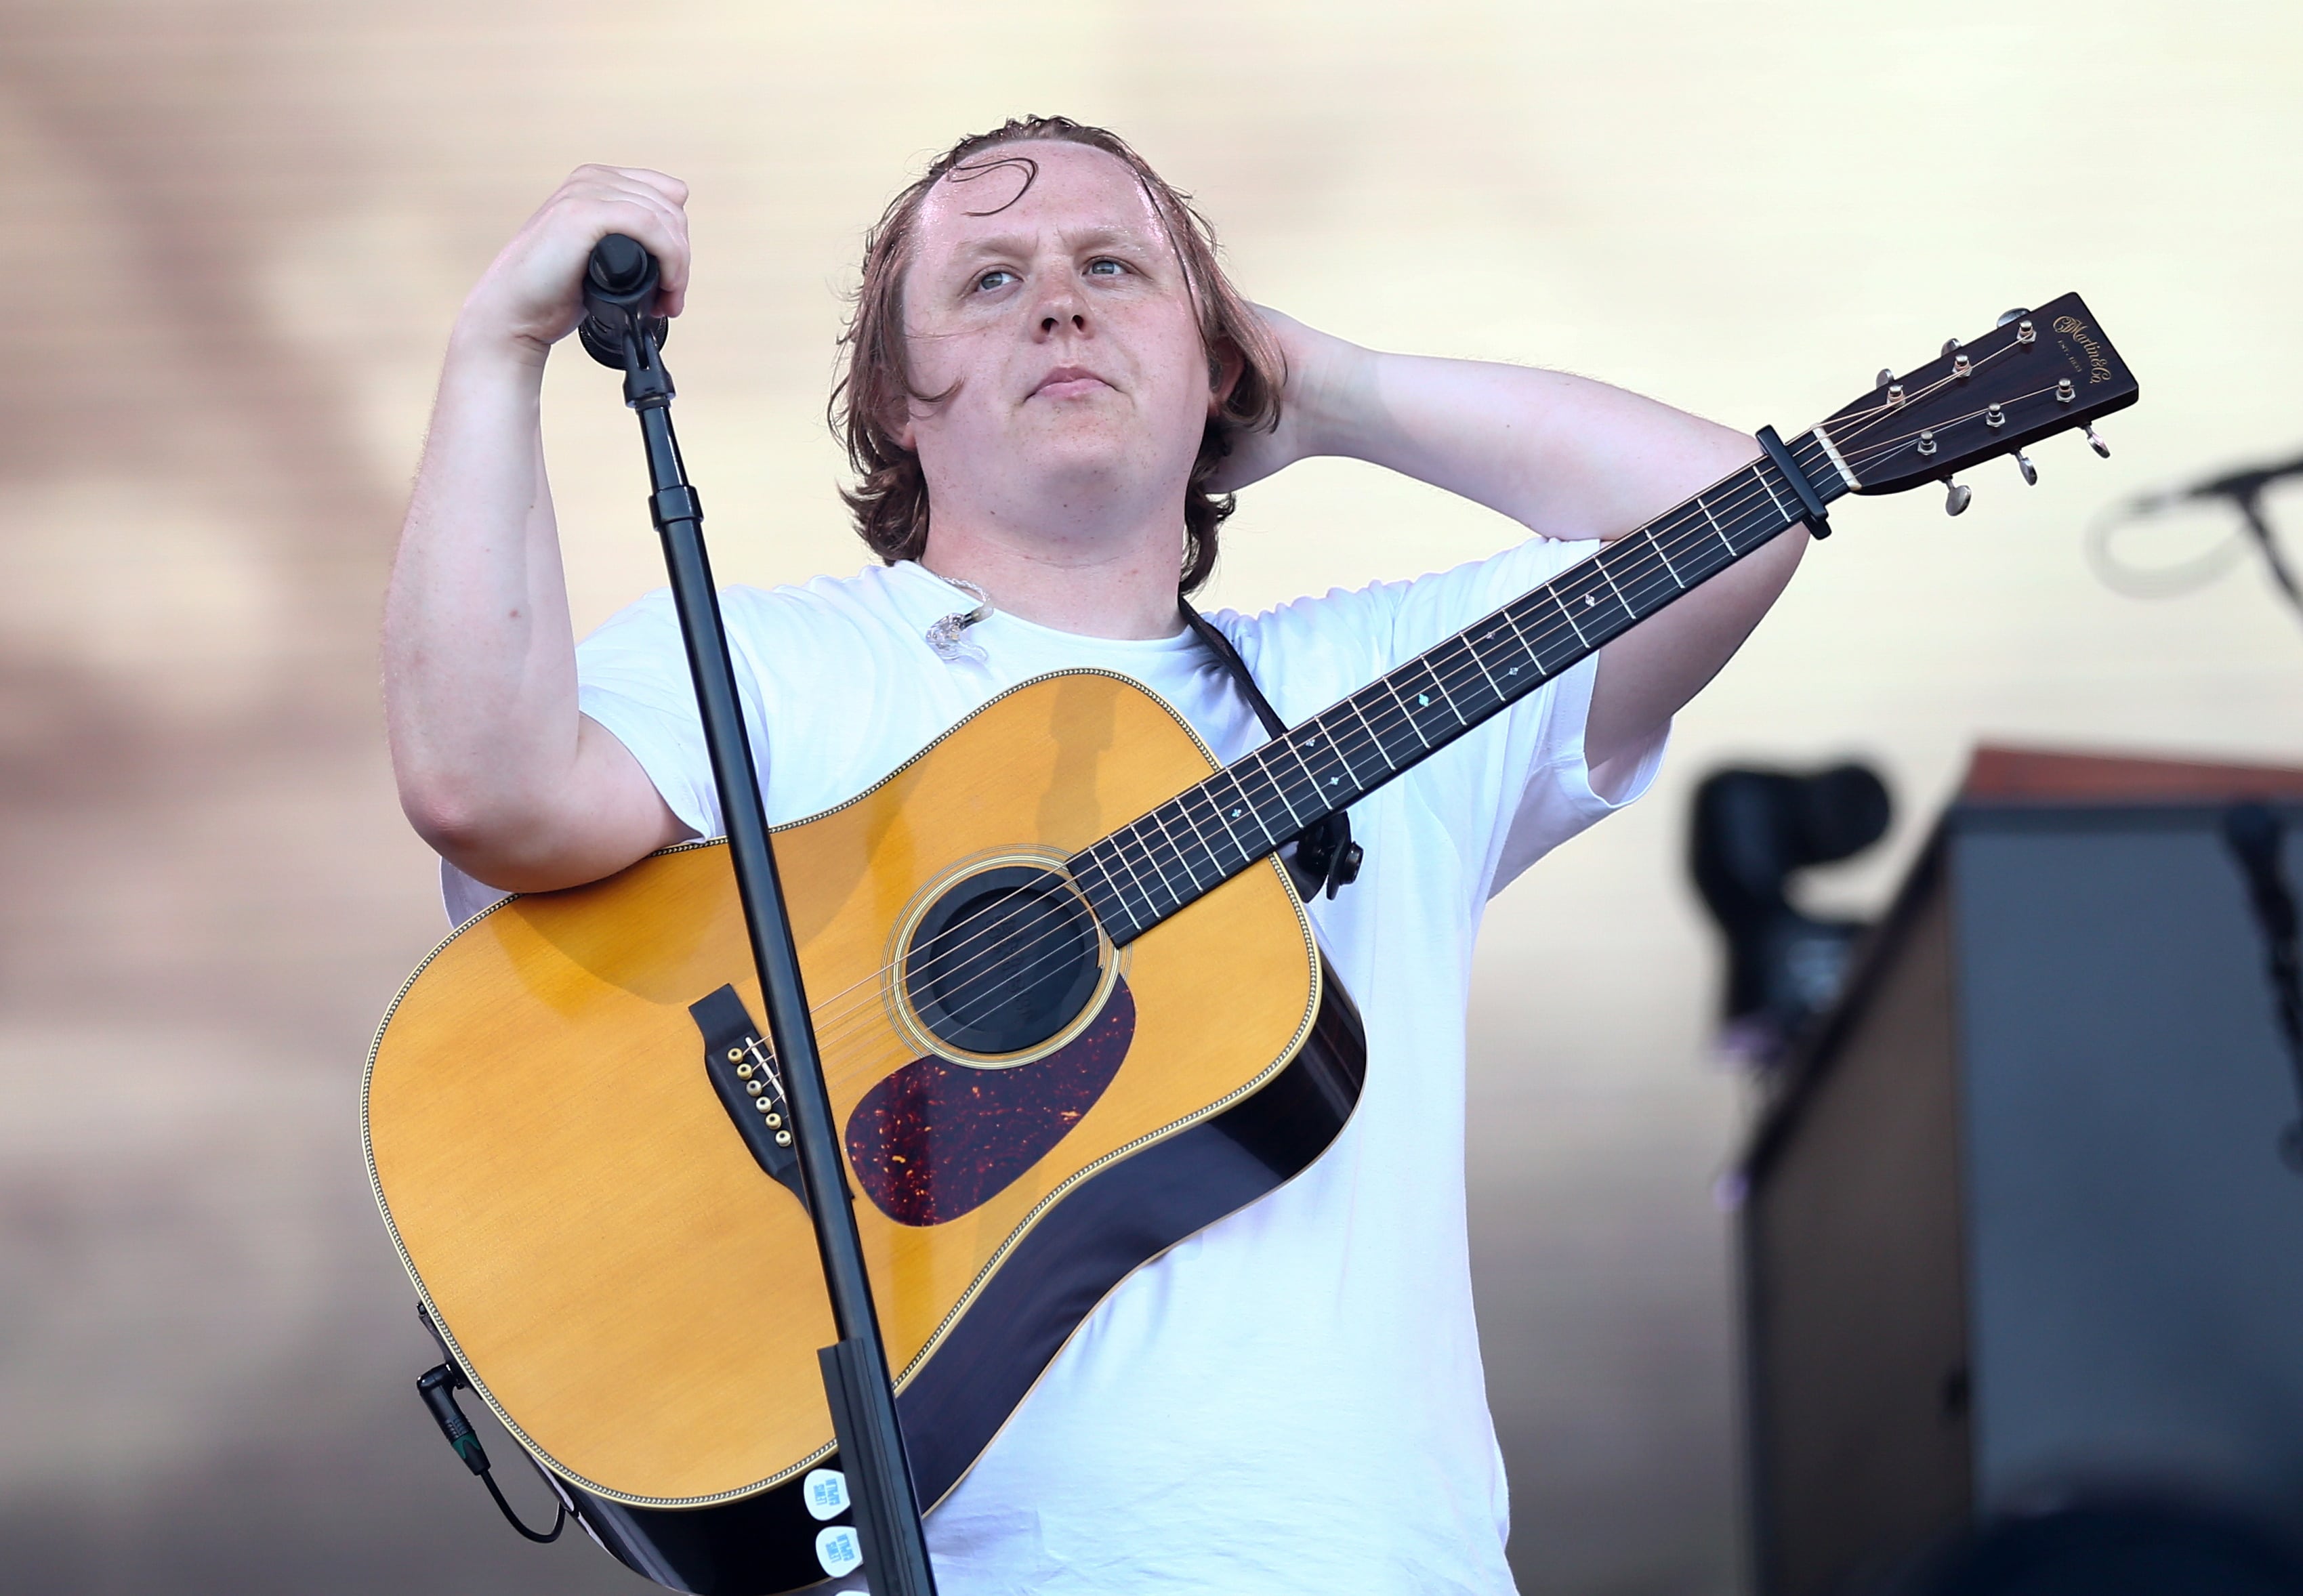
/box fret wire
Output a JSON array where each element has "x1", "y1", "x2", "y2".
[
  {"x1": 1545, "y1": 584, "x2": 1591, "y2": 648},
  {"x1": 1209, "y1": 767, "x2": 1280, "y2": 852},
  {"x1": 1066, "y1": 850, "x2": 1127, "y2": 934},
  {"x1": 1127, "y1": 806, "x2": 1193, "y2": 887},
  {"x1": 1407, "y1": 646, "x2": 1470, "y2": 726},
  {"x1": 1324, "y1": 698, "x2": 1392, "y2": 785},
  {"x1": 1235, "y1": 749, "x2": 1306, "y2": 833},
  {"x1": 1084, "y1": 839, "x2": 1153, "y2": 933},
  {"x1": 1113, "y1": 825, "x2": 1183, "y2": 913},
  {"x1": 1593, "y1": 551, "x2": 1636, "y2": 613},
  {"x1": 1399, "y1": 656, "x2": 1465, "y2": 737},
  {"x1": 1593, "y1": 537, "x2": 1657, "y2": 616},
  {"x1": 1464, "y1": 614, "x2": 1531, "y2": 696},
  {"x1": 1153, "y1": 795, "x2": 1226, "y2": 885},
  {"x1": 1494, "y1": 605, "x2": 1557, "y2": 683},
  {"x1": 1080, "y1": 839, "x2": 1136, "y2": 917},
  {"x1": 1434, "y1": 635, "x2": 1501, "y2": 717},
  {"x1": 1087, "y1": 445, "x2": 1833, "y2": 943},
  {"x1": 1256, "y1": 739, "x2": 1323, "y2": 823},
  {"x1": 1142, "y1": 801, "x2": 1216, "y2": 889},
  {"x1": 1268, "y1": 726, "x2": 1337, "y2": 816},
  {"x1": 1754, "y1": 461, "x2": 1793, "y2": 525},
  {"x1": 1287, "y1": 722, "x2": 1356, "y2": 807},
  {"x1": 1376, "y1": 677, "x2": 1434, "y2": 751},
  {"x1": 1699, "y1": 488, "x2": 1736, "y2": 553},
  {"x1": 1358, "y1": 681, "x2": 1426, "y2": 761},
  {"x1": 1648, "y1": 523, "x2": 1687, "y2": 589},
  {"x1": 1183, "y1": 778, "x2": 1254, "y2": 862}
]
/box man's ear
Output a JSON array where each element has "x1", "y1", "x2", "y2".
[{"x1": 1206, "y1": 338, "x2": 1246, "y2": 415}]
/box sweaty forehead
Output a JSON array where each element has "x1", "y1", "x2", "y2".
[{"x1": 911, "y1": 142, "x2": 1166, "y2": 259}]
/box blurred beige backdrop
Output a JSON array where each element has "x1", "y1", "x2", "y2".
[{"x1": 2, "y1": 2, "x2": 2298, "y2": 1591}]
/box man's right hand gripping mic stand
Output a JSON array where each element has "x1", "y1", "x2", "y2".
[{"x1": 575, "y1": 232, "x2": 940, "y2": 1596}]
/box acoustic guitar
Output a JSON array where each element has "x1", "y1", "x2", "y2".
[{"x1": 365, "y1": 297, "x2": 2137, "y2": 1594}]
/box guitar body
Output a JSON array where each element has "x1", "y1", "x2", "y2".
[{"x1": 364, "y1": 669, "x2": 1367, "y2": 1595}]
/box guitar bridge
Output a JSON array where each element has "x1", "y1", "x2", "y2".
[{"x1": 688, "y1": 986, "x2": 808, "y2": 1210}]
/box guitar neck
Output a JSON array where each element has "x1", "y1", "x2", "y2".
[{"x1": 1069, "y1": 427, "x2": 1852, "y2": 945}]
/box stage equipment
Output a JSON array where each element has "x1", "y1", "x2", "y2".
[
  {"x1": 1739, "y1": 749, "x2": 2303, "y2": 1596},
  {"x1": 367, "y1": 301, "x2": 2137, "y2": 1594},
  {"x1": 1690, "y1": 761, "x2": 1892, "y2": 1059}
]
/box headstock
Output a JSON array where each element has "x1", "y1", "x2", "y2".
[{"x1": 1817, "y1": 292, "x2": 2139, "y2": 513}]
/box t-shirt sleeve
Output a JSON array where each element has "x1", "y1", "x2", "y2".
[
  {"x1": 1238, "y1": 534, "x2": 1669, "y2": 912},
  {"x1": 572, "y1": 587, "x2": 779, "y2": 845}
]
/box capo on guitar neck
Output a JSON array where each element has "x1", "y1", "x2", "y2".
[{"x1": 1754, "y1": 425, "x2": 1833, "y2": 539}]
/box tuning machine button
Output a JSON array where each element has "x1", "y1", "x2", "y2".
[
  {"x1": 1997, "y1": 308, "x2": 2033, "y2": 327},
  {"x1": 1944, "y1": 480, "x2": 1973, "y2": 516},
  {"x1": 1877, "y1": 368, "x2": 1895, "y2": 389},
  {"x1": 1942, "y1": 337, "x2": 1963, "y2": 356},
  {"x1": 2084, "y1": 424, "x2": 2111, "y2": 458},
  {"x1": 2013, "y1": 450, "x2": 2038, "y2": 486}
]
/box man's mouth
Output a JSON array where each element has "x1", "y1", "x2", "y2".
[{"x1": 1029, "y1": 366, "x2": 1111, "y2": 401}]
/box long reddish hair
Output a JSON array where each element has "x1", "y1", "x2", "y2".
[{"x1": 830, "y1": 116, "x2": 1283, "y2": 596}]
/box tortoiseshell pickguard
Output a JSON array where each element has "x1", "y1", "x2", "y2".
[{"x1": 845, "y1": 979, "x2": 1136, "y2": 1227}]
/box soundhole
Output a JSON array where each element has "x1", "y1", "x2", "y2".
[{"x1": 903, "y1": 865, "x2": 1103, "y2": 1058}]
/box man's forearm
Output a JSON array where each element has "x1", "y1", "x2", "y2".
[
  {"x1": 386, "y1": 336, "x2": 571, "y2": 845},
  {"x1": 383, "y1": 333, "x2": 682, "y2": 889},
  {"x1": 1302, "y1": 340, "x2": 1807, "y2": 782}
]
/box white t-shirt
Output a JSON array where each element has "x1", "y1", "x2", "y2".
[{"x1": 444, "y1": 547, "x2": 1665, "y2": 1594}]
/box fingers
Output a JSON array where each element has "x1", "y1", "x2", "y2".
[{"x1": 558, "y1": 165, "x2": 692, "y2": 318}]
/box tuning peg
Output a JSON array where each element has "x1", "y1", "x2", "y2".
[
  {"x1": 2084, "y1": 424, "x2": 2111, "y2": 458},
  {"x1": 2013, "y1": 450, "x2": 2038, "y2": 486},
  {"x1": 1997, "y1": 307, "x2": 2033, "y2": 327},
  {"x1": 1942, "y1": 337, "x2": 1963, "y2": 357},
  {"x1": 1944, "y1": 479, "x2": 1973, "y2": 516},
  {"x1": 1876, "y1": 368, "x2": 1894, "y2": 389}
]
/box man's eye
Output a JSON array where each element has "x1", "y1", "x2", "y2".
[{"x1": 974, "y1": 269, "x2": 1018, "y2": 293}]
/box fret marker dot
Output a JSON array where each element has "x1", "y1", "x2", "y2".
[
  {"x1": 1417, "y1": 693, "x2": 1430, "y2": 707},
  {"x1": 1584, "y1": 593, "x2": 1597, "y2": 607}
]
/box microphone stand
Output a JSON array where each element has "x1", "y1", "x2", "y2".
[{"x1": 577, "y1": 234, "x2": 938, "y2": 1596}]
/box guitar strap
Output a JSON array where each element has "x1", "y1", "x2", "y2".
[{"x1": 1178, "y1": 597, "x2": 1363, "y2": 901}]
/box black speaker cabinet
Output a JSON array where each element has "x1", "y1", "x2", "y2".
[{"x1": 1739, "y1": 749, "x2": 2303, "y2": 1596}]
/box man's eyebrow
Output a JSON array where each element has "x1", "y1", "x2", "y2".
[{"x1": 946, "y1": 224, "x2": 1162, "y2": 264}]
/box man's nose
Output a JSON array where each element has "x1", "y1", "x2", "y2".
[{"x1": 1034, "y1": 280, "x2": 1088, "y2": 337}]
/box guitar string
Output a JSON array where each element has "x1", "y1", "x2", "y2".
[
  {"x1": 774, "y1": 397, "x2": 2008, "y2": 1074},
  {"x1": 769, "y1": 442, "x2": 1859, "y2": 1078},
  {"x1": 765, "y1": 362, "x2": 2062, "y2": 1076},
  {"x1": 780, "y1": 450, "x2": 1825, "y2": 1049},
  {"x1": 781, "y1": 391, "x2": 2034, "y2": 1077},
  {"x1": 786, "y1": 381, "x2": 1987, "y2": 1049}
]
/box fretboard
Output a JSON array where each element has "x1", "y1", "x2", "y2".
[{"x1": 1068, "y1": 428, "x2": 1851, "y2": 945}]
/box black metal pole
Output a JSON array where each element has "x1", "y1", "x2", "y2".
[{"x1": 581, "y1": 235, "x2": 937, "y2": 1596}]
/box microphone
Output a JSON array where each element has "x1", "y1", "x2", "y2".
[
  {"x1": 2132, "y1": 450, "x2": 2303, "y2": 515},
  {"x1": 578, "y1": 233, "x2": 669, "y2": 369}
]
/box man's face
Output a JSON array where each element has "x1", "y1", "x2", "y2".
[{"x1": 898, "y1": 142, "x2": 1220, "y2": 547}]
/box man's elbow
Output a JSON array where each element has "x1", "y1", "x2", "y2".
[{"x1": 397, "y1": 779, "x2": 556, "y2": 892}]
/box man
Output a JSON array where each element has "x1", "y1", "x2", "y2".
[{"x1": 385, "y1": 117, "x2": 1804, "y2": 1592}]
